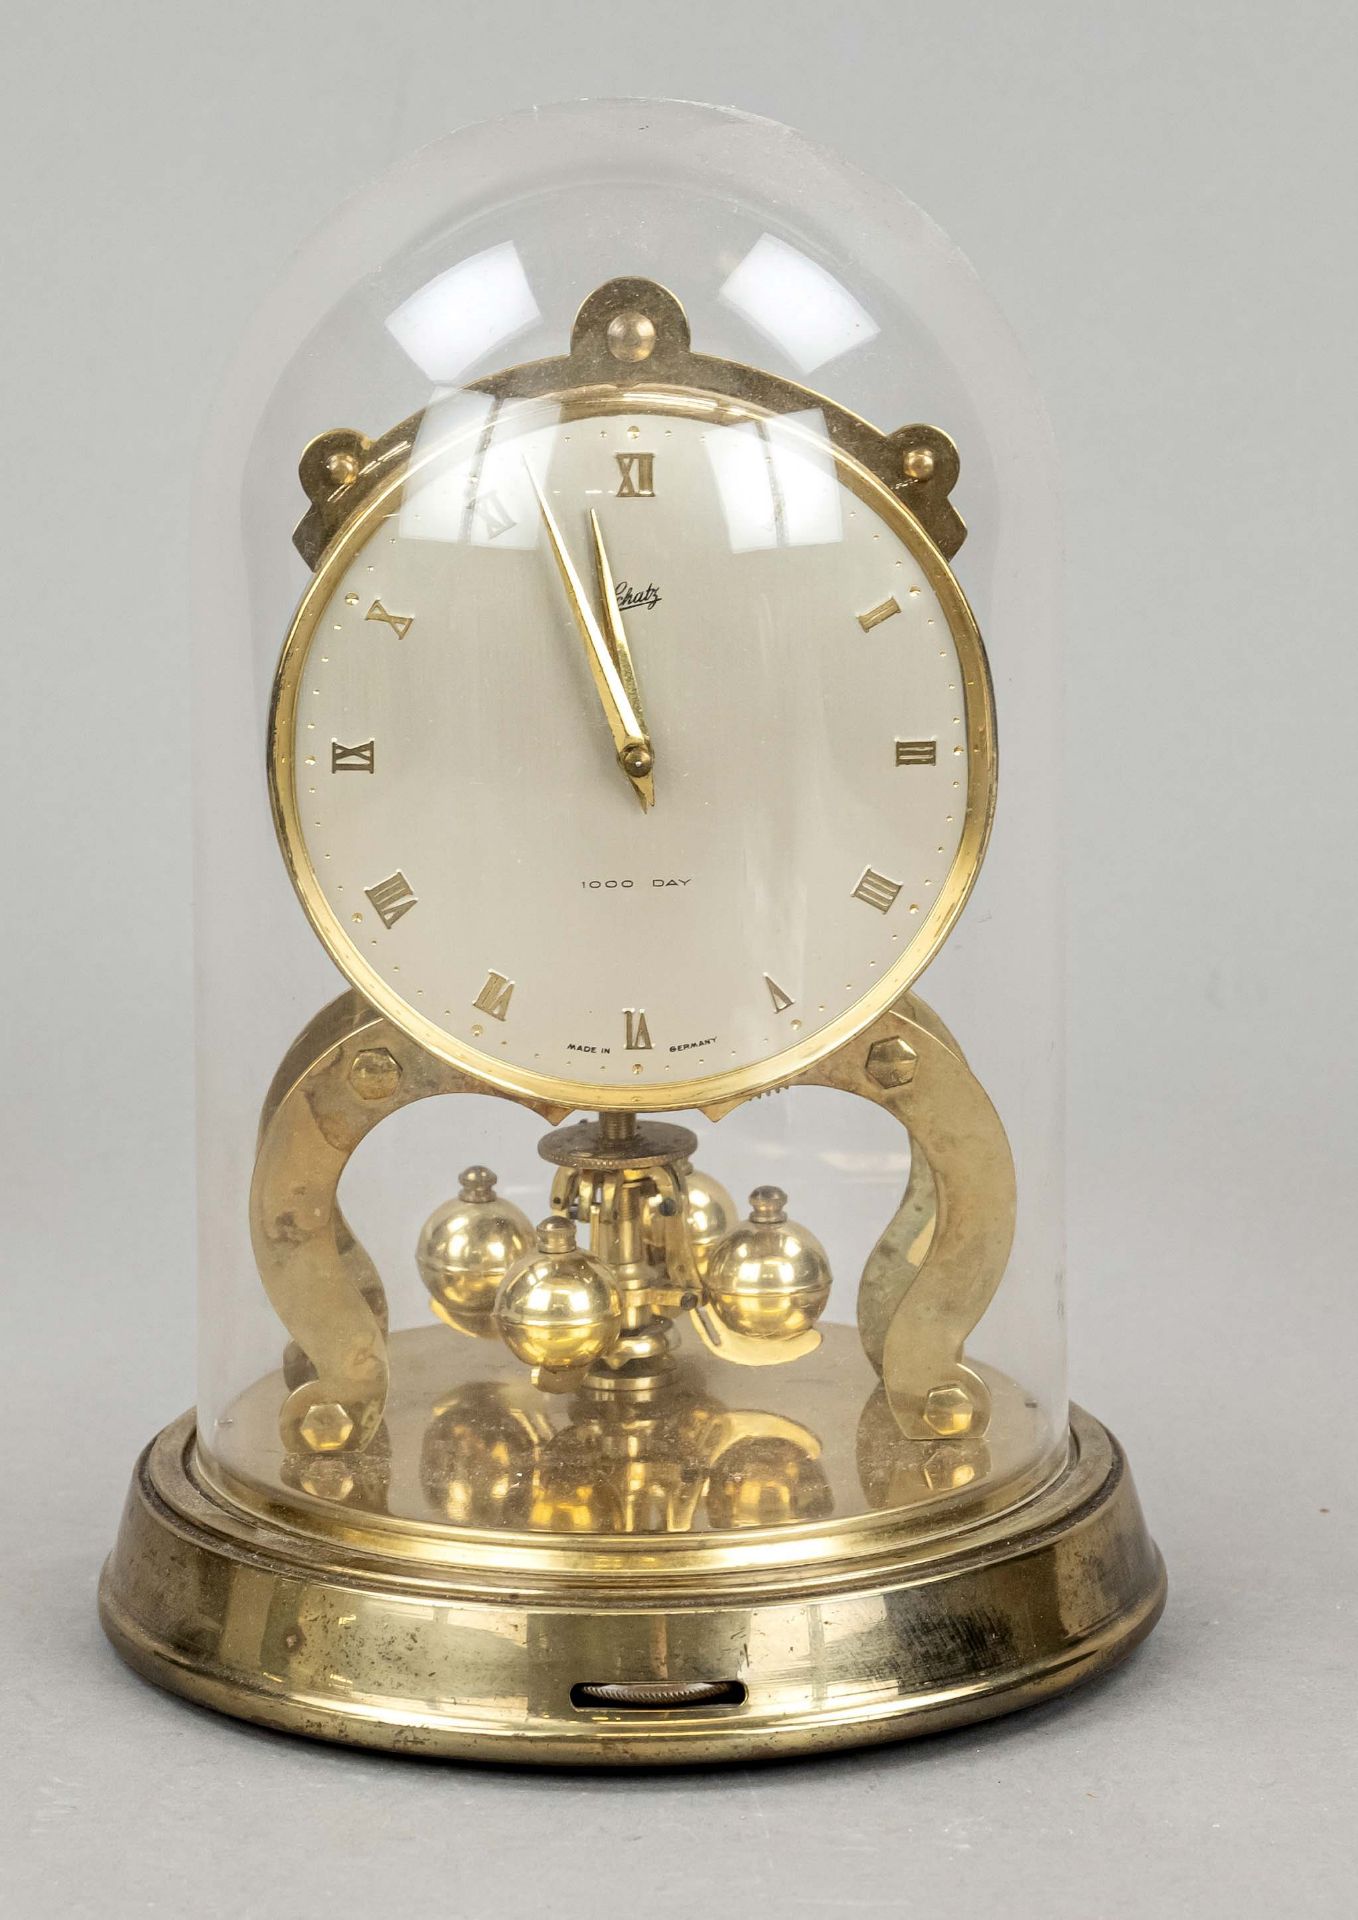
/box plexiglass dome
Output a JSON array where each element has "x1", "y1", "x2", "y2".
[{"x1": 191, "y1": 99, "x2": 1064, "y2": 1540}]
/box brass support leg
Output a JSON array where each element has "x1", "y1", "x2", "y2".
[
  {"x1": 250, "y1": 991, "x2": 569, "y2": 1453},
  {"x1": 792, "y1": 990, "x2": 1017, "y2": 1440}
]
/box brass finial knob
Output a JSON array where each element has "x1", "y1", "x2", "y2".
[
  {"x1": 747, "y1": 1185, "x2": 788, "y2": 1225},
  {"x1": 704, "y1": 1188, "x2": 832, "y2": 1341},
  {"x1": 535, "y1": 1213, "x2": 578, "y2": 1256},
  {"x1": 494, "y1": 1217, "x2": 624, "y2": 1371},
  {"x1": 606, "y1": 309, "x2": 657, "y2": 362},
  {"x1": 417, "y1": 1166, "x2": 534, "y2": 1337}
]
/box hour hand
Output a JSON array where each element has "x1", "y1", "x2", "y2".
[{"x1": 527, "y1": 467, "x2": 654, "y2": 811}]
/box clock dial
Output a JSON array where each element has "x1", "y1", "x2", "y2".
[{"x1": 270, "y1": 391, "x2": 994, "y2": 1110}]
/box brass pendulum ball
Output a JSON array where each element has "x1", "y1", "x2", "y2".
[
  {"x1": 494, "y1": 1215, "x2": 625, "y2": 1372},
  {"x1": 705, "y1": 1186, "x2": 834, "y2": 1341},
  {"x1": 417, "y1": 1166, "x2": 535, "y2": 1337}
]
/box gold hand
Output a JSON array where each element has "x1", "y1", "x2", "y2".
[
  {"x1": 527, "y1": 468, "x2": 654, "y2": 812},
  {"x1": 588, "y1": 508, "x2": 648, "y2": 734}
]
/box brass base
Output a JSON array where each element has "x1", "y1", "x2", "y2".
[{"x1": 101, "y1": 1386, "x2": 1164, "y2": 1763}]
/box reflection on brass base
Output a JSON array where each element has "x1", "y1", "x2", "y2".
[{"x1": 101, "y1": 1402, "x2": 1164, "y2": 1764}]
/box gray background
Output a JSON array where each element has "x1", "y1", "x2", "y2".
[{"x1": 2, "y1": 2, "x2": 1354, "y2": 1915}]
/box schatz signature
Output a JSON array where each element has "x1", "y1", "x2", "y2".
[{"x1": 615, "y1": 580, "x2": 661, "y2": 612}]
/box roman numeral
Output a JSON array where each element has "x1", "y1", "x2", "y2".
[
  {"x1": 624, "y1": 1009, "x2": 653, "y2": 1050},
  {"x1": 765, "y1": 975, "x2": 794, "y2": 1014},
  {"x1": 331, "y1": 739, "x2": 375, "y2": 773},
  {"x1": 852, "y1": 867, "x2": 902, "y2": 914},
  {"x1": 473, "y1": 490, "x2": 516, "y2": 540},
  {"x1": 857, "y1": 597, "x2": 900, "y2": 632},
  {"x1": 895, "y1": 739, "x2": 937, "y2": 766},
  {"x1": 365, "y1": 871, "x2": 417, "y2": 928},
  {"x1": 473, "y1": 970, "x2": 514, "y2": 1022},
  {"x1": 615, "y1": 452, "x2": 655, "y2": 498},
  {"x1": 365, "y1": 599, "x2": 412, "y2": 639}
]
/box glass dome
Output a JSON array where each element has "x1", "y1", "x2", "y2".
[
  {"x1": 190, "y1": 97, "x2": 1066, "y2": 1532},
  {"x1": 102, "y1": 98, "x2": 1164, "y2": 1764}
]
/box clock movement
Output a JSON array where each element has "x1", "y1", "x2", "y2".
[{"x1": 101, "y1": 100, "x2": 1164, "y2": 1760}]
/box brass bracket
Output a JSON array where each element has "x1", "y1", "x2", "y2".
[
  {"x1": 293, "y1": 275, "x2": 965, "y2": 569},
  {"x1": 791, "y1": 991, "x2": 1016, "y2": 1441},
  {"x1": 250, "y1": 990, "x2": 570, "y2": 1453}
]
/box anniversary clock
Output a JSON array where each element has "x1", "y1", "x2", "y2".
[{"x1": 101, "y1": 100, "x2": 1164, "y2": 1760}]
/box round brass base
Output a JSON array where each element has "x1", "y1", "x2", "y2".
[{"x1": 100, "y1": 1400, "x2": 1164, "y2": 1764}]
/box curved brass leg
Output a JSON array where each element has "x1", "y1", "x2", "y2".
[
  {"x1": 250, "y1": 991, "x2": 570, "y2": 1453},
  {"x1": 792, "y1": 990, "x2": 1016, "y2": 1441}
]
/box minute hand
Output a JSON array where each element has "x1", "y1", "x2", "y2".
[
  {"x1": 589, "y1": 507, "x2": 648, "y2": 734},
  {"x1": 527, "y1": 470, "x2": 654, "y2": 812}
]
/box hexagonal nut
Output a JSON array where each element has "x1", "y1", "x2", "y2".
[
  {"x1": 923, "y1": 1383, "x2": 976, "y2": 1438},
  {"x1": 299, "y1": 1462, "x2": 356, "y2": 1502},
  {"x1": 865, "y1": 1037, "x2": 918, "y2": 1090},
  {"x1": 920, "y1": 1443, "x2": 980, "y2": 1494},
  {"x1": 298, "y1": 1400, "x2": 355, "y2": 1452},
  {"x1": 349, "y1": 1047, "x2": 402, "y2": 1102}
]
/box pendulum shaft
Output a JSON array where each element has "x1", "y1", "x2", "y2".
[{"x1": 537, "y1": 1111, "x2": 700, "y2": 1386}]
